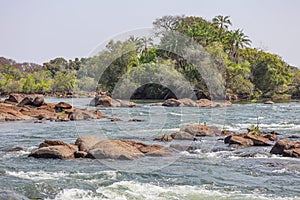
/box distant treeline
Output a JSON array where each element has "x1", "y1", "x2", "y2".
[{"x1": 1, "y1": 15, "x2": 300, "y2": 100}]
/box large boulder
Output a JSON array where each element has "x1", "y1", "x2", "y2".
[
  {"x1": 29, "y1": 140, "x2": 78, "y2": 159},
  {"x1": 270, "y1": 140, "x2": 300, "y2": 158},
  {"x1": 87, "y1": 140, "x2": 144, "y2": 160}
]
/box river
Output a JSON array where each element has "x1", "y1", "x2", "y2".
[{"x1": 0, "y1": 98, "x2": 299, "y2": 199}]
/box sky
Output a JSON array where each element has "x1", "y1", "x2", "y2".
[{"x1": 0, "y1": 0, "x2": 300, "y2": 66}]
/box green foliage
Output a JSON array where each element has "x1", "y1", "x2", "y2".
[{"x1": 0, "y1": 15, "x2": 298, "y2": 100}]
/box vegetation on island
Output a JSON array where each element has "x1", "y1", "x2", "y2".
[{"x1": 1, "y1": 15, "x2": 300, "y2": 100}]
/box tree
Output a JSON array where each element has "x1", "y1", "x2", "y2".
[
  {"x1": 226, "y1": 29, "x2": 251, "y2": 62},
  {"x1": 212, "y1": 15, "x2": 232, "y2": 39}
]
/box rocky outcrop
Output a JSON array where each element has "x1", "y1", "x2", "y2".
[
  {"x1": 161, "y1": 98, "x2": 231, "y2": 107},
  {"x1": 89, "y1": 95, "x2": 137, "y2": 107},
  {"x1": 29, "y1": 140, "x2": 78, "y2": 159},
  {"x1": 154, "y1": 124, "x2": 226, "y2": 142},
  {"x1": 29, "y1": 136, "x2": 171, "y2": 160},
  {"x1": 224, "y1": 133, "x2": 277, "y2": 147},
  {"x1": 270, "y1": 140, "x2": 300, "y2": 158},
  {"x1": 0, "y1": 94, "x2": 106, "y2": 122}
]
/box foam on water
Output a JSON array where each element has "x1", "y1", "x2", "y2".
[{"x1": 51, "y1": 181, "x2": 298, "y2": 200}]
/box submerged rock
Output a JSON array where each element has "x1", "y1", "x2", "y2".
[{"x1": 270, "y1": 140, "x2": 300, "y2": 158}]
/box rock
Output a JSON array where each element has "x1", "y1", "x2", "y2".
[
  {"x1": 69, "y1": 109, "x2": 105, "y2": 121},
  {"x1": 244, "y1": 134, "x2": 273, "y2": 146},
  {"x1": 74, "y1": 151, "x2": 88, "y2": 158},
  {"x1": 224, "y1": 134, "x2": 254, "y2": 147},
  {"x1": 170, "y1": 131, "x2": 194, "y2": 140},
  {"x1": 7, "y1": 146, "x2": 27, "y2": 152},
  {"x1": 154, "y1": 134, "x2": 174, "y2": 142},
  {"x1": 264, "y1": 100, "x2": 275, "y2": 104},
  {"x1": 17, "y1": 97, "x2": 33, "y2": 107},
  {"x1": 170, "y1": 144, "x2": 194, "y2": 151},
  {"x1": 75, "y1": 135, "x2": 104, "y2": 152},
  {"x1": 55, "y1": 102, "x2": 72, "y2": 112},
  {"x1": 196, "y1": 99, "x2": 212, "y2": 107},
  {"x1": 32, "y1": 96, "x2": 44, "y2": 107},
  {"x1": 87, "y1": 140, "x2": 144, "y2": 160},
  {"x1": 178, "y1": 98, "x2": 197, "y2": 107},
  {"x1": 117, "y1": 99, "x2": 137, "y2": 107},
  {"x1": 4, "y1": 94, "x2": 25, "y2": 103},
  {"x1": 89, "y1": 95, "x2": 121, "y2": 107},
  {"x1": 128, "y1": 118, "x2": 144, "y2": 122},
  {"x1": 29, "y1": 139, "x2": 78, "y2": 159},
  {"x1": 149, "y1": 102, "x2": 163, "y2": 106},
  {"x1": 270, "y1": 140, "x2": 300, "y2": 158},
  {"x1": 0, "y1": 189, "x2": 29, "y2": 200},
  {"x1": 110, "y1": 117, "x2": 121, "y2": 121},
  {"x1": 225, "y1": 133, "x2": 275, "y2": 147},
  {"x1": 162, "y1": 98, "x2": 181, "y2": 107},
  {"x1": 0, "y1": 95, "x2": 105, "y2": 122},
  {"x1": 121, "y1": 140, "x2": 171, "y2": 156},
  {"x1": 180, "y1": 124, "x2": 223, "y2": 136}
]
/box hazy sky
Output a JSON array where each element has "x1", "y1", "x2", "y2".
[{"x1": 1, "y1": 0, "x2": 299, "y2": 66}]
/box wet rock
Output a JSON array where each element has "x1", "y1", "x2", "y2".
[
  {"x1": 270, "y1": 140, "x2": 300, "y2": 158},
  {"x1": 117, "y1": 99, "x2": 137, "y2": 107},
  {"x1": 89, "y1": 95, "x2": 120, "y2": 107}
]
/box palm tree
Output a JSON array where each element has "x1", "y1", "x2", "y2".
[
  {"x1": 226, "y1": 29, "x2": 251, "y2": 62},
  {"x1": 212, "y1": 15, "x2": 232, "y2": 39}
]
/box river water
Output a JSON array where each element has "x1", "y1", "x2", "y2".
[{"x1": 0, "y1": 98, "x2": 300, "y2": 199}]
